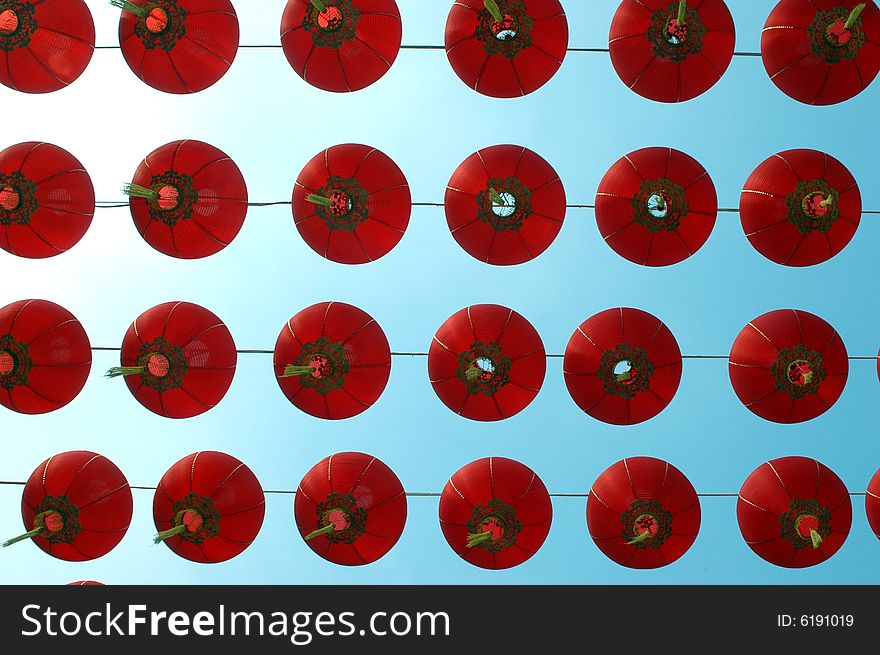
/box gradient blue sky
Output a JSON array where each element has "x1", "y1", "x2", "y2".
[{"x1": 2, "y1": 0, "x2": 879, "y2": 585}]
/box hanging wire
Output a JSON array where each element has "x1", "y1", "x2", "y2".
[{"x1": 0, "y1": 481, "x2": 866, "y2": 498}]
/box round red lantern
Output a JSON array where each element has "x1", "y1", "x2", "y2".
[
  {"x1": 274, "y1": 302, "x2": 390, "y2": 420},
  {"x1": 114, "y1": 0, "x2": 239, "y2": 94},
  {"x1": 0, "y1": 142, "x2": 95, "y2": 259},
  {"x1": 596, "y1": 147, "x2": 717, "y2": 267},
  {"x1": 445, "y1": 144, "x2": 566, "y2": 265},
  {"x1": 609, "y1": 0, "x2": 735, "y2": 103},
  {"x1": 738, "y1": 457, "x2": 851, "y2": 567},
  {"x1": 587, "y1": 457, "x2": 700, "y2": 569},
  {"x1": 292, "y1": 143, "x2": 410, "y2": 264},
  {"x1": 295, "y1": 452, "x2": 407, "y2": 566},
  {"x1": 429, "y1": 304, "x2": 545, "y2": 421},
  {"x1": 867, "y1": 468, "x2": 880, "y2": 541},
  {"x1": 729, "y1": 309, "x2": 847, "y2": 423},
  {"x1": 2, "y1": 451, "x2": 133, "y2": 561},
  {"x1": 153, "y1": 451, "x2": 265, "y2": 563},
  {"x1": 0, "y1": 299, "x2": 91, "y2": 415},
  {"x1": 123, "y1": 140, "x2": 248, "y2": 259},
  {"x1": 67, "y1": 580, "x2": 104, "y2": 585},
  {"x1": 445, "y1": 0, "x2": 568, "y2": 97},
  {"x1": 281, "y1": 0, "x2": 402, "y2": 93},
  {"x1": 564, "y1": 308, "x2": 682, "y2": 425},
  {"x1": 0, "y1": 0, "x2": 94, "y2": 93},
  {"x1": 740, "y1": 149, "x2": 861, "y2": 267},
  {"x1": 439, "y1": 457, "x2": 551, "y2": 570},
  {"x1": 762, "y1": 0, "x2": 880, "y2": 105},
  {"x1": 107, "y1": 301, "x2": 237, "y2": 419}
]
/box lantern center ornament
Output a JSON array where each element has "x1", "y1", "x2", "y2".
[
  {"x1": 786, "y1": 179, "x2": 839, "y2": 234},
  {"x1": 771, "y1": 345, "x2": 825, "y2": 399},
  {"x1": 168, "y1": 494, "x2": 220, "y2": 545},
  {"x1": 647, "y1": 2, "x2": 706, "y2": 62},
  {"x1": 142, "y1": 170, "x2": 198, "y2": 226},
  {"x1": 0, "y1": 335, "x2": 32, "y2": 389},
  {"x1": 456, "y1": 342, "x2": 512, "y2": 395},
  {"x1": 598, "y1": 344, "x2": 654, "y2": 399},
  {"x1": 621, "y1": 499, "x2": 673, "y2": 548},
  {"x1": 312, "y1": 175, "x2": 370, "y2": 232},
  {"x1": 286, "y1": 337, "x2": 350, "y2": 394},
  {"x1": 32, "y1": 496, "x2": 81, "y2": 544},
  {"x1": 631, "y1": 178, "x2": 688, "y2": 232},
  {"x1": 780, "y1": 499, "x2": 831, "y2": 550},
  {"x1": 136, "y1": 337, "x2": 188, "y2": 392},
  {"x1": 810, "y1": 6, "x2": 866, "y2": 63},
  {"x1": 477, "y1": 178, "x2": 532, "y2": 232},
  {"x1": 476, "y1": 0, "x2": 533, "y2": 58},
  {"x1": 309, "y1": 492, "x2": 367, "y2": 544},
  {"x1": 304, "y1": 0, "x2": 359, "y2": 48},
  {"x1": 0, "y1": 2, "x2": 36, "y2": 51},
  {"x1": 466, "y1": 498, "x2": 521, "y2": 552},
  {"x1": 0, "y1": 172, "x2": 38, "y2": 225},
  {"x1": 115, "y1": 0, "x2": 187, "y2": 51}
]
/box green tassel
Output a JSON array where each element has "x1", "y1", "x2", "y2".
[
  {"x1": 283, "y1": 364, "x2": 314, "y2": 378},
  {"x1": 615, "y1": 371, "x2": 632, "y2": 383},
  {"x1": 483, "y1": 0, "x2": 504, "y2": 23},
  {"x1": 810, "y1": 529, "x2": 823, "y2": 549},
  {"x1": 677, "y1": 0, "x2": 687, "y2": 25},
  {"x1": 305, "y1": 524, "x2": 337, "y2": 541},
  {"x1": 105, "y1": 366, "x2": 145, "y2": 379},
  {"x1": 306, "y1": 194, "x2": 333, "y2": 206},
  {"x1": 819, "y1": 196, "x2": 834, "y2": 208},
  {"x1": 626, "y1": 531, "x2": 653, "y2": 546},
  {"x1": 845, "y1": 3, "x2": 866, "y2": 29},
  {"x1": 310, "y1": 0, "x2": 327, "y2": 11},
  {"x1": 488, "y1": 187, "x2": 508, "y2": 208},
  {"x1": 109, "y1": 0, "x2": 147, "y2": 17},
  {"x1": 123, "y1": 182, "x2": 159, "y2": 200},
  {"x1": 467, "y1": 532, "x2": 493, "y2": 548},
  {"x1": 2, "y1": 527, "x2": 43, "y2": 548},
  {"x1": 153, "y1": 524, "x2": 187, "y2": 545},
  {"x1": 465, "y1": 366, "x2": 484, "y2": 381}
]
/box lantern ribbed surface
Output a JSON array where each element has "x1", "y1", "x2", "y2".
[
  {"x1": 728, "y1": 309, "x2": 848, "y2": 424},
  {"x1": 295, "y1": 452, "x2": 407, "y2": 566},
  {"x1": 0, "y1": 299, "x2": 91, "y2": 415},
  {"x1": 0, "y1": 142, "x2": 95, "y2": 259},
  {"x1": 153, "y1": 451, "x2": 265, "y2": 564},
  {"x1": 445, "y1": 144, "x2": 566, "y2": 265},
  {"x1": 737, "y1": 456, "x2": 851, "y2": 568},
  {"x1": 439, "y1": 457, "x2": 552, "y2": 570}
]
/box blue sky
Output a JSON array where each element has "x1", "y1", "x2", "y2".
[{"x1": 1, "y1": 0, "x2": 879, "y2": 585}]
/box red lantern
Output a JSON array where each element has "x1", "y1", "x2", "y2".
[
  {"x1": 273, "y1": 302, "x2": 391, "y2": 420},
  {"x1": 564, "y1": 308, "x2": 682, "y2": 425},
  {"x1": 429, "y1": 304, "x2": 545, "y2": 421},
  {"x1": 609, "y1": 0, "x2": 735, "y2": 103},
  {"x1": 281, "y1": 0, "x2": 402, "y2": 93},
  {"x1": 0, "y1": 142, "x2": 95, "y2": 259},
  {"x1": 114, "y1": 0, "x2": 239, "y2": 94},
  {"x1": 867, "y1": 467, "x2": 880, "y2": 541},
  {"x1": 596, "y1": 147, "x2": 717, "y2": 267},
  {"x1": 0, "y1": 299, "x2": 91, "y2": 415},
  {"x1": 0, "y1": 0, "x2": 94, "y2": 93},
  {"x1": 762, "y1": 0, "x2": 880, "y2": 105},
  {"x1": 439, "y1": 457, "x2": 551, "y2": 569},
  {"x1": 67, "y1": 581, "x2": 104, "y2": 585},
  {"x1": 587, "y1": 457, "x2": 700, "y2": 569},
  {"x1": 153, "y1": 451, "x2": 265, "y2": 563},
  {"x1": 3, "y1": 451, "x2": 133, "y2": 561},
  {"x1": 738, "y1": 457, "x2": 851, "y2": 568},
  {"x1": 740, "y1": 149, "x2": 861, "y2": 267},
  {"x1": 107, "y1": 301, "x2": 237, "y2": 419},
  {"x1": 729, "y1": 309, "x2": 847, "y2": 423},
  {"x1": 445, "y1": 0, "x2": 568, "y2": 98},
  {"x1": 295, "y1": 452, "x2": 407, "y2": 566},
  {"x1": 445, "y1": 144, "x2": 566, "y2": 265},
  {"x1": 124, "y1": 140, "x2": 248, "y2": 259},
  {"x1": 292, "y1": 143, "x2": 410, "y2": 264}
]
